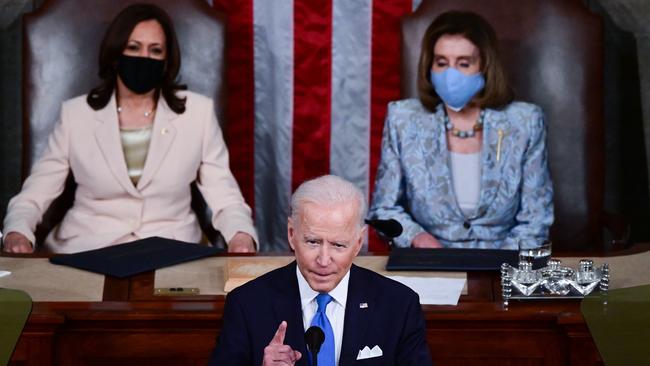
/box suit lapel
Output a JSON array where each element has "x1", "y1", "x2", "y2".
[
  {"x1": 136, "y1": 97, "x2": 179, "y2": 190},
  {"x1": 94, "y1": 94, "x2": 141, "y2": 197},
  {"x1": 272, "y1": 262, "x2": 309, "y2": 365},
  {"x1": 474, "y1": 108, "x2": 509, "y2": 217},
  {"x1": 424, "y1": 106, "x2": 465, "y2": 220},
  {"x1": 339, "y1": 265, "x2": 375, "y2": 365}
]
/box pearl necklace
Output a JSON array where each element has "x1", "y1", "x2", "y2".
[
  {"x1": 117, "y1": 106, "x2": 154, "y2": 118},
  {"x1": 443, "y1": 110, "x2": 485, "y2": 138}
]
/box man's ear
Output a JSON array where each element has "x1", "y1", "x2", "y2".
[
  {"x1": 287, "y1": 217, "x2": 296, "y2": 251},
  {"x1": 353, "y1": 225, "x2": 367, "y2": 256}
]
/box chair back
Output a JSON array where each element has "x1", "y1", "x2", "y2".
[
  {"x1": 401, "y1": 0, "x2": 605, "y2": 250},
  {"x1": 23, "y1": 0, "x2": 225, "y2": 245}
]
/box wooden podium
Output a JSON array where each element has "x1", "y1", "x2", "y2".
[{"x1": 3, "y1": 248, "x2": 650, "y2": 366}]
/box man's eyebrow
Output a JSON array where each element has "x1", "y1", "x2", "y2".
[{"x1": 331, "y1": 241, "x2": 351, "y2": 247}]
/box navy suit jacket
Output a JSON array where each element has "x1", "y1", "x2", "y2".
[{"x1": 209, "y1": 262, "x2": 432, "y2": 365}]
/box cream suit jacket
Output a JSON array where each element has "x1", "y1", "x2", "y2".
[{"x1": 3, "y1": 91, "x2": 258, "y2": 253}]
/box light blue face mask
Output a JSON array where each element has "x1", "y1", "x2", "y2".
[{"x1": 430, "y1": 67, "x2": 485, "y2": 112}]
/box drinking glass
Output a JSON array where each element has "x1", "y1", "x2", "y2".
[{"x1": 518, "y1": 238, "x2": 552, "y2": 269}]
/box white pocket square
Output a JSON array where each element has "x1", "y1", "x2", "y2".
[{"x1": 356, "y1": 345, "x2": 383, "y2": 360}]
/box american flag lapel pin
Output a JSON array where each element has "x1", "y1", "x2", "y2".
[{"x1": 359, "y1": 302, "x2": 368, "y2": 309}]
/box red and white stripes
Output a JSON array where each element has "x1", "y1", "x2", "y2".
[{"x1": 212, "y1": 0, "x2": 420, "y2": 251}]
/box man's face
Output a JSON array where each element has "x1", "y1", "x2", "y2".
[{"x1": 288, "y1": 201, "x2": 365, "y2": 293}]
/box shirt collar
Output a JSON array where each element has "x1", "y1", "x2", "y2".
[{"x1": 296, "y1": 264, "x2": 350, "y2": 310}]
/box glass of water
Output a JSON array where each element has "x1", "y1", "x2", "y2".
[{"x1": 518, "y1": 238, "x2": 552, "y2": 269}]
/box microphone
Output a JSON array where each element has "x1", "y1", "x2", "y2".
[
  {"x1": 304, "y1": 326, "x2": 325, "y2": 366},
  {"x1": 365, "y1": 218, "x2": 403, "y2": 238}
]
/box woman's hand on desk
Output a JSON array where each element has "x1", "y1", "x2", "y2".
[
  {"x1": 228, "y1": 232, "x2": 256, "y2": 253},
  {"x1": 412, "y1": 232, "x2": 443, "y2": 248},
  {"x1": 2, "y1": 232, "x2": 34, "y2": 253}
]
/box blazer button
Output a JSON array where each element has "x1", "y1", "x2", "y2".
[{"x1": 463, "y1": 221, "x2": 471, "y2": 229}]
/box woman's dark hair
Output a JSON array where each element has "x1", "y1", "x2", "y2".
[
  {"x1": 417, "y1": 10, "x2": 514, "y2": 112},
  {"x1": 87, "y1": 3, "x2": 186, "y2": 113}
]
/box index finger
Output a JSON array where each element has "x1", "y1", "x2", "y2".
[{"x1": 270, "y1": 321, "x2": 288, "y2": 345}]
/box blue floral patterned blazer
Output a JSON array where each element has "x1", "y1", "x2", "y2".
[{"x1": 369, "y1": 99, "x2": 554, "y2": 249}]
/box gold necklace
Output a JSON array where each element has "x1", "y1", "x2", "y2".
[{"x1": 117, "y1": 106, "x2": 154, "y2": 117}]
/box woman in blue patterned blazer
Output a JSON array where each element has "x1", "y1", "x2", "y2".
[{"x1": 369, "y1": 11, "x2": 553, "y2": 249}]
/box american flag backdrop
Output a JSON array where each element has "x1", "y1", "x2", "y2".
[{"x1": 210, "y1": 0, "x2": 423, "y2": 251}]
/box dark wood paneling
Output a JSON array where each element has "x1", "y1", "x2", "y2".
[{"x1": 9, "y1": 271, "x2": 602, "y2": 366}]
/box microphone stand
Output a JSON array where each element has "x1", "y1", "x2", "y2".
[{"x1": 365, "y1": 218, "x2": 403, "y2": 248}]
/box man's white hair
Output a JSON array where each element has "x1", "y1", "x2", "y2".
[{"x1": 290, "y1": 175, "x2": 367, "y2": 228}]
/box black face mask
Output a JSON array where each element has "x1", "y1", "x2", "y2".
[{"x1": 117, "y1": 55, "x2": 165, "y2": 94}]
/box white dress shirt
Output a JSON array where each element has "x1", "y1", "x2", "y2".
[{"x1": 297, "y1": 266, "x2": 350, "y2": 366}]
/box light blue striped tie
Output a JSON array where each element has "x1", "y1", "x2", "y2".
[{"x1": 310, "y1": 293, "x2": 335, "y2": 366}]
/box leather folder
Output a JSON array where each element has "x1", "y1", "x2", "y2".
[
  {"x1": 49, "y1": 236, "x2": 220, "y2": 278},
  {"x1": 386, "y1": 247, "x2": 518, "y2": 271}
]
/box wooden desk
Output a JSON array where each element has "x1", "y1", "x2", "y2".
[{"x1": 10, "y1": 249, "x2": 645, "y2": 366}]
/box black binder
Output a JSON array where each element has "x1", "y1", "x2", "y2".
[
  {"x1": 49, "y1": 236, "x2": 220, "y2": 278},
  {"x1": 386, "y1": 247, "x2": 518, "y2": 271}
]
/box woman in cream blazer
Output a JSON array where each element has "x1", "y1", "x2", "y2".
[
  {"x1": 4, "y1": 92, "x2": 257, "y2": 254},
  {"x1": 2, "y1": 4, "x2": 257, "y2": 253}
]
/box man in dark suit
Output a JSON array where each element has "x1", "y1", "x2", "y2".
[{"x1": 209, "y1": 175, "x2": 432, "y2": 365}]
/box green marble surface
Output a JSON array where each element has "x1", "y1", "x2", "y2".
[
  {"x1": 0, "y1": 288, "x2": 32, "y2": 366},
  {"x1": 581, "y1": 284, "x2": 650, "y2": 366}
]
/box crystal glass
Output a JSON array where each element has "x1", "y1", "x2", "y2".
[
  {"x1": 518, "y1": 238, "x2": 552, "y2": 270},
  {"x1": 541, "y1": 259, "x2": 574, "y2": 295},
  {"x1": 571, "y1": 259, "x2": 602, "y2": 295},
  {"x1": 512, "y1": 261, "x2": 543, "y2": 296}
]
